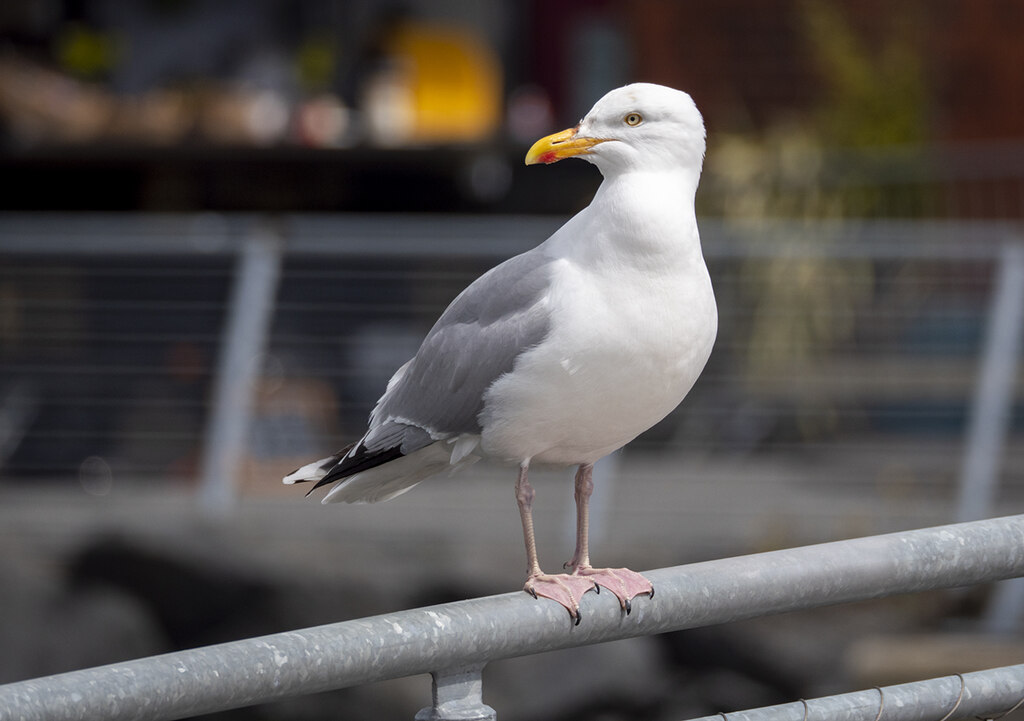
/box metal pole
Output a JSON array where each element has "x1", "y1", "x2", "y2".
[
  {"x1": 685, "y1": 665, "x2": 1024, "y2": 721},
  {"x1": 950, "y1": 243, "x2": 1024, "y2": 633},
  {"x1": 2, "y1": 515, "x2": 1024, "y2": 721},
  {"x1": 955, "y1": 243, "x2": 1024, "y2": 524},
  {"x1": 197, "y1": 224, "x2": 283, "y2": 515}
]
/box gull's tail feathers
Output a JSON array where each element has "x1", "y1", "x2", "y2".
[
  {"x1": 282, "y1": 445, "x2": 353, "y2": 485},
  {"x1": 284, "y1": 426, "x2": 482, "y2": 504},
  {"x1": 320, "y1": 441, "x2": 458, "y2": 504}
]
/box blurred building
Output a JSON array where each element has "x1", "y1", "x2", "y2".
[{"x1": 0, "y1": 0, "x2": 1020, "y2": 214}]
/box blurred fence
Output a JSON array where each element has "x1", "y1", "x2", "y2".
[
  {"x1": 1, "y1": 212, "x2": 1023, "y2": 717},
  {"x1": 1, "y1": 213, "x2": 1021, "y2": 508}
]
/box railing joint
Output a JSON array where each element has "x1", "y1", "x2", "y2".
[{"x1": 415, "y1": 664, "x2": 496, "y2": 721}]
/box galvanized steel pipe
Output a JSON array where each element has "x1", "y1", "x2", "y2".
[
  {"x1": 2, "y1": 515, "x2": 1024, "y2": 721},
  {"x1": 686, "y1": 664, "x2": 1024, "y2": 721}
]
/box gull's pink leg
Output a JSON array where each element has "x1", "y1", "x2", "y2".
[
  {"x1": 566, "y1": 463, "x2": 654, "y2": 614},
  {"x1": 565, "y1": 463, "x2": 595, "y2": 569},
  {"x1": 516, "y1": 462, "x2": 597, "y2": 623}
]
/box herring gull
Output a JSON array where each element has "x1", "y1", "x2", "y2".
[{"x1": 285, "y1": 82, "x2": 718, "y2": 623}]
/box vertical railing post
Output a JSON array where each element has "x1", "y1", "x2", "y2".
[
  {"x1": 955, "y1": 242, "x2": 1024, "y2": 524},
  {"x1": 952, "y1": 242, "x2": 1024, "y2": 632},
  {"x1": 197, "y1": 222, "x2": 283, "y2": 515},
  {"x1": 415, "y1": 665, "x2": 496, "y2": 721}
]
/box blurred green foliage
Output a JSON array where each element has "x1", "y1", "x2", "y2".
[
  {"x1": 701, "y1": 0, "x2": 929, "y2": 440},
  {"x1": 800, "y1": 0, "x2": 927, "y2": 148}
]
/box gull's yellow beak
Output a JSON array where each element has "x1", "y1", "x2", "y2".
[{"x1": 524, "y1": 126, "x2": 607, "y2": 165}]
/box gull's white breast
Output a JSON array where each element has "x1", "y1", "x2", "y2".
[{"x1": 479, "y1": 243, "x2": 717, "y2": 465}]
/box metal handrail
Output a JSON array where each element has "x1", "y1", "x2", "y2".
[
  {"x1": 2, "y1": 515, "x2": 1024, "y2": 721},
  {"x1": 687, "y1": 664, "x2": 1024, "y2": 721},
  {"x1": 1, "y1": 213, "x2": 1021, "y2": 260}
]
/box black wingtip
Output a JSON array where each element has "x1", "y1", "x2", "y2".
[{"x1": 308, "y1": 442, "x2": 404, "y2": 493}]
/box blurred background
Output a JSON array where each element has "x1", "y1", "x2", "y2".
[{"x1": 1, "y1": 1, "x2": 1023, "y2": 719}]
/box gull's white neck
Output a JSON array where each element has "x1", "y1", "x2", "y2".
[{"x1": 546, "y1": 165, "x2": 704, "y2": 270}]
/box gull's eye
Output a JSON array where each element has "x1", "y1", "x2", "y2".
[{"x1": 624, "y1": 112, "x2": 643, "y2": 126}]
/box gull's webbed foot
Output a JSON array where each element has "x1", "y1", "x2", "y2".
[
  {"x1": 524, "y1": 572, "x2": 599, "y2": 624},
  {"x1": 572, "y1": 567, "x2": 653, "y2": 614}
]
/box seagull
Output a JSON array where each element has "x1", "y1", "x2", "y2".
[{"x1": 284, "y1": 82, "x2": 717, "y2": 623}]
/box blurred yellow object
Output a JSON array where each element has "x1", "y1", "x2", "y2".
[
  {"x1": 366, "y1": 22, "x2": 502, "y2": 146},
  {"x1": 55, "y1": 23, "x2": 118, "y2": 79}
]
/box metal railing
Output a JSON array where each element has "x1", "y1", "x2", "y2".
[
  {"x1": 1, "y1": 514, "x2": 1023, "y2": 720},
  {"x1": 690, "y1": 665, "x2": 1024, "y2": 721}
]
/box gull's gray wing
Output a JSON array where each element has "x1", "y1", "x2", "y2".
[
  {"x1": 372, "y1": 248, "x2": 556, "y2": 435},
  {"x1": 307, "y1": 248, "x2": 555, "y2": 491}
]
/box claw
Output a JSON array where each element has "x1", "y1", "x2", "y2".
[
  {"x1": 593, "y1": 583, "x2": 600, "y2": 594},
  {"x1": 528, "y1": 587, "x2": 538, "y2": 599},
  {"x1": 649, "y1": 586, "x2": 655, "y2": 599},
  {"x1": 574, "y1": 610, "x2": 582, "y2": 626},
  {"x1": 624, "y1": 597, "x2": 632, "y2": 614}
]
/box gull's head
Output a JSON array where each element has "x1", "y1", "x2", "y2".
[{"x1": 525, "y1": 83, "x2": 705, "y2": 175}]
